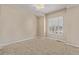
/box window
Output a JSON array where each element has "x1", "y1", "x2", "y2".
[{"x1": 47, "y1": 16, "x2": 64, "y2": 39}]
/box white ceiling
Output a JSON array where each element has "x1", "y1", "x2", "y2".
[
  {"x1": 27, "y1": 4, "x2": 66, "y2": 16},
  {"x1": 20, "y1": 4, "x2": 79, "y2": 16}
]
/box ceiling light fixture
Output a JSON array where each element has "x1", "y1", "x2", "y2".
[{"x1": 34, "y1": 4, "x2": 45, "y2": 10}]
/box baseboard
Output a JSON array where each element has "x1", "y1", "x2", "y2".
[
  {"x1": 0, "y1": 36, "x2": 35, "y2": 49},
  {"x1": 1, "y1": 36, "x2": 79, "y2": 49},
  {"x1": 63, "y1": 41, "x2": 79, "y2": 48},
  {"x1": 57, "y1": 39, "x2": 79, "y2": 48},
  {"x1": 47, "y1": 36, "x2": 79, "y2": 48}
]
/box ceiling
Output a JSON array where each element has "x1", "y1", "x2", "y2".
[
  {"x1": 21, "y1": 4, "x2": 79, "y2": 16},
  {"x1": 27, "y1": 4, "x2": 66, "y2": 16}
]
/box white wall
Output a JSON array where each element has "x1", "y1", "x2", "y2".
[
  {"x1": 0, "y1": 5, "x2": 37, "y2": 46},
  {"x1": 64, "y1": 7, "x2": 79, "y2": 47},
  {"x1": 37, "y1": 16, "x2": 44, "y2": 36}
]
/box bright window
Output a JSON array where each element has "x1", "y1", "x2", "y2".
[{"x1": 47, "y1": 16, "x2": 64, "y2": 39}]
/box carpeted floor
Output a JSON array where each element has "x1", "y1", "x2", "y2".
[{"x1": 0, "y1": 37, "x2": 79, "y2": 55}]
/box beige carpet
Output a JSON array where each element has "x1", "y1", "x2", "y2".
[{"x1": 0, "y1": 37, "x2": 79, "y2": 55}]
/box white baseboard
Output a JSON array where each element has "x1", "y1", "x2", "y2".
[
  {"x1": 56, "y1": 39, "x2": 79, "y2": 48},
  {"x1": 0, "y1": 36, "x2": 35, "y2": 49},
  {"x1": 62, "y1": 41, "x2": 79, "y2": 48},
  {"x1": 47, "y1": 36, "x2": 79, "y2": 48},
  {"x1": 0, "y1": 36, "x2": 79, "y2": 49}
]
